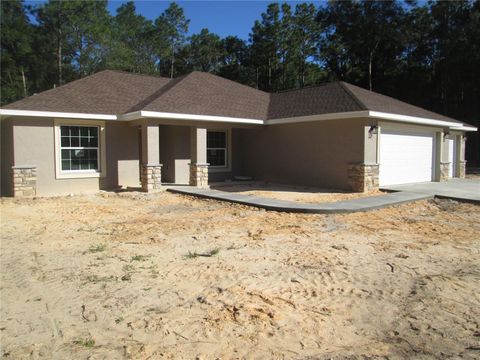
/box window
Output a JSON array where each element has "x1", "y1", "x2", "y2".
[
  {"x1": 207, "y1": 131, "x2": 227, "y2": 167},
  {"x1": 60, "y1": 126, "x2": 99, "y2": 171}
]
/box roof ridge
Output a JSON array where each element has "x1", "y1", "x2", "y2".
[
  {"x1": 124, "y1": 73, "x2": 190, "y2": 113},
  {"x1": 104, "y1": 69, "x2": 171, "y2": 80},
  {"x1": 338, "y1": 81, "x2": 368, "y2": 111},
  {"x1": 192, "y1": 71, "x2": 270, "y2": 96}
]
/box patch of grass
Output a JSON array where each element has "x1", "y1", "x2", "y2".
[
  {"x1": 143, "y1": 287, "x2": 152, "y2": 291},
  {"x1": 184, "y1": 248, "x2": 220, "y2": 259},
  {"x1": 73, "y1": 337, "x2": 95, "y2": 348},
  {"x1": 131, "y1": 255, "x2": 147, "y2": 262},
  {"x1": 184, "y1": 251, "x2": 199, "y2": 259},
  {"x1": 83, "y1": 274, "x2": 116, "y2": 285},
  {"x1": 115, "y1": 317, "x2": 124, "y2": 324},
  {"x1": 210, "y1": 248, "x2": 220, "y2": 256},
  {"x1": 88, "y1": 243, "x2": 106, "y2": 253}
]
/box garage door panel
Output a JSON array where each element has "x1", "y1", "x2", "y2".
[{"x1": 379, "y1": 131, "x2": 434, "y2": 186}]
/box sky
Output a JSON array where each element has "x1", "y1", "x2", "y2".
[{"x1": 25, "y1": 0, "x2": 321, "y2": 40}]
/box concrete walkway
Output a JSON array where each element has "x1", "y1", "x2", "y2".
[
  {"x1": 167, "y1": 186, "x2": 433, "y2": 214},
  {"x1": 382, "y1": 178, "x2": 480, "y2": 202}
]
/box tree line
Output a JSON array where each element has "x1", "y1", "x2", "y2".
[{"x1": 1, "y1": 0, "x2": 479, "y2": 164}]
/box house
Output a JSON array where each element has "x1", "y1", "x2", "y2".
[{"x1": 0, "y1": 70, "x2": 477, "y2": 197}]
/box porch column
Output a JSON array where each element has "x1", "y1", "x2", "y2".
[
  {"x1": 140, "y1": 123, "x2": 162, "y2": 192},
  {"x1": 189, "y1": 127, "x2": 209, "y2": 188},
  {"x1": 458, "y1": 135, "x2": 467, "y2": 178},
  {"x1": 438, "y1": 131, "x2": 450, "y2": 182}
]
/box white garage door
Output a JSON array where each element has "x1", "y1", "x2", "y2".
[{"x1": 379, "y1": 130, "x2": 434, "y2": 186}]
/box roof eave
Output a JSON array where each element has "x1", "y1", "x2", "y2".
[
  {"x1": 0, "y1": 109, "x2": 117, "y2": 120},
  {"x1": 119, "y1": 110, "x2": 264, "y2": 125}
]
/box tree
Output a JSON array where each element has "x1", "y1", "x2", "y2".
[
  {"x1": 250, "y1": 3, "x2": 284, "y2": 91},
  {"x1": 0, "y1": 0, "x2": 33, "y2": 105},
  {"x1": 184, "y1": 28, "x2": 224, "y2": 72},
  {"x1": 155, "y1": 2, "x2": 189, "y2": 78},
  {"x1": 318, "y1": 0, "x2": 406, "y2": 91},
  {"x1": 107, "y1": 1, "x2": 157, "y2": 74},
  {"x1": 290, "y1": 3, "x2": 321, "y2": 87},
  {"x1": 217, "y1": 36, "x2": 255, "y2": 86}
]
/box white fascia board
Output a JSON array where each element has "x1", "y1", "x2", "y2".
[
  {"x1": 450, "y1": 125, "x2": 478, "y2": 132},
  {"x1": 0, "y1": 109, "x2": 117, "y2": 120},
  {"x1": 119, "y1": 110, "x2": 264, "y2": 125},
  {"x1": 368, "y1": 111, "x2": 460, "y2": 128},
  {"x1": 265, "y1": 111, "x2": 370, "y2": 125}
]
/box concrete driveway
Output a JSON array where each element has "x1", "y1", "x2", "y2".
[{"x1": 381, "y1": 178, "x2": 480, "y2": 202}]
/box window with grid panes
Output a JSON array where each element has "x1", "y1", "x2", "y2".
[
  {"x1": 60, "y1": 126, "x2": 99, "y2": 171},
  {"x1": 207, "y1": 131, "x2": 227, "y2": 167}
]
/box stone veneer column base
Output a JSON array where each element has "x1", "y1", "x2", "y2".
[
  {"x1": 12, "y1": 165, "x2": 37, "y2": 197},
  {"x1": 189, "y1": 163, "x2": 209, "y2": 188},
  {"x1": 439, "y1": 162, "x2": 450, "y2": 182},
  {"x1": 347, "y1": 163, "x2": 379, "y2": 192},
  {"x1": 458, "y1": 160, "x2": 466, "y2": 178},
  {"x1": 140, "y1": 164, "x2": 162, "y2": 192}
]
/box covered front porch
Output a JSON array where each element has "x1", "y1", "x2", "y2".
[{"x1": 135, "y1": 119, "x2": 250, "y2": 192}]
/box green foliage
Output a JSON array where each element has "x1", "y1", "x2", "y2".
[
  {"x1": 73, "y1": 337, "x2": 95, "y2": 348},
  {"x1": 88, "y1": 243, "x2": 106, "y2": 253}
]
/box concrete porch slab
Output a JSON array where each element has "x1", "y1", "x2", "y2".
[
  {"x1": 381, "y1": 178, "x2": 480, "y2": 202},
  {"x1": 167, "y1": 187, "x2": 433, "y2": 214}
]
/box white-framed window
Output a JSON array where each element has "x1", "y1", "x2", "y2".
[
  {"x1": 54, "y1": 119, "x2": 106, "y2": 179},
  {"x1": 207, "y1": 130, "x2": 227, "y2": 168},
  {"x1": 60, "y1": 125, "x2": 99, "y2": 171}
]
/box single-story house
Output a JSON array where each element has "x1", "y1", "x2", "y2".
[{"x1": 0, "y1": 70, "x2": 477, "y2": 197}]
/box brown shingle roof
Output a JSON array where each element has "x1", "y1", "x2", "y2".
[
  {"x1": 3, "y1": 70, "x2": 172, "y2": 115},
  {"x1": 140, "y1": 71, "x2": 271, "y2": 119},
  {"x1": 268, "y1": 82, "x2": 365, "y2": 119},
  {"x1": 340, "y1": 82, "x2": 462, "y2": 124},
  {"x1": 2, "y1": 69, "x2": 465, "y2": 125}
]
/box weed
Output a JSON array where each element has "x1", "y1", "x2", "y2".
[
  {"x1": 184, "y1": 251, "x2": 198, "y2": 259},
  {"x1": 83, "y1": 274, "x2": 116, "y2": 285},
  {"x1": 210, "y1": 248, "x2": 220, "y2": 256},
  {"x1": 73, "y1": 337, "x2": 95, "y2": 348},
  {"x1": 115, "y1": 317, "x2": 124, "y2": 324},
  {"x1": 88, "y1": 244, "x2": 106, "y2": 253},
  {"x1": 121, "y1": 273, "x2": 132, "y2": 281},
  {"x1": 131, "y1": 255, "x2": 147, "y2": 262},
  {"x1": 143, "y1": 287, "x2": 152, "y2": 291},
  {"x1": 184, "y1": 248, "x2": 220, "y2": 259}
]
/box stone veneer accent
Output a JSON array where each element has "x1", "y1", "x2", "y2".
[
  {"x1": 458, "y1": 160, "x2": 466, "y2": 178},
  {"x1": 189, "y1": 163, "x2": 209, "y2": 188},
  {"x1": 12, "y1": 165, "x2": 37, "y2": 197},
  {"x1": 140, "y1": 164, "x2": 162, "y2": 192},
  {"x1": 347, "y1": 163, "x2": 379, "y2": 192},
  {"x1": 439, "y1": 161, "x2": 450, "y2": 182}
]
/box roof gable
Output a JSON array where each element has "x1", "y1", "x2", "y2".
[{"x1": 140, "y1": 71, "x2": 270, "y2": 120}]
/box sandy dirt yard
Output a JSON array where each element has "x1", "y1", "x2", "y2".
[
  {"x1": 212, "y1": 183, "x2": 384, "y2": 203},
  {"x1": 1, "y1": 191, "x2": 479, "y2": 359}
]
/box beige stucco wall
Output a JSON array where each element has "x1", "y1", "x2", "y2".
[
  {"x1": 236, "y1": 118, "x2": 365, "y2": 190},
  {"x1": 105, "y1": 122, "x2": 140, "y2": 189},
  {"x1": 5, "y1": 117, "x2": 139, "y2": 196}
]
